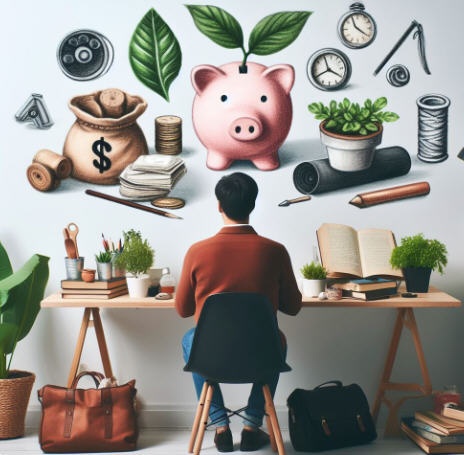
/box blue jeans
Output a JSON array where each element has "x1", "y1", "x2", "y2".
[{"x1": 182, "y1": 327, "x2": 286, "y2": 429}]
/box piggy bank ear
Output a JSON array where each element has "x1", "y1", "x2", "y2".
[
  {"x1": 191, "y1": 65, "x2": 226, "y2": 95},
  {"x1": 262, "y1": 64, "x2": 295, "y2": 94}
]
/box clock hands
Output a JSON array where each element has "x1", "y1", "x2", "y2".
[
  {"x1": 315, "y1": 57, "x2": 343, "y2": 80},
  {"x1": 351, "y1": 17, "x2": 369, "y2": 36}
]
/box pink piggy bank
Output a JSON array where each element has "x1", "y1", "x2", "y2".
[{"x1": 191, "y1": 61, "x2": 295, "y2": 171}]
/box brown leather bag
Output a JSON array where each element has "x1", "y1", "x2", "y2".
[{"x1": 38, "y1": 371, "x2": 138, "y2": 453}]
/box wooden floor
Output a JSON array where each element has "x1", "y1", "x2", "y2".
[{"x1": 1, "y1": 427, "x2": 424, "y2": 454}]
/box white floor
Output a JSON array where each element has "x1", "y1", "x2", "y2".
[{"x1": 0, "y1": 427, "x2": 424, "y2": 454}]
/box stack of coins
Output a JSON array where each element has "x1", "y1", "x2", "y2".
[{"x1": 155, "y1": 115, "x2": 182, "y2": 155}]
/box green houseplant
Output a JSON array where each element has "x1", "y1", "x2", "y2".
[
  {"x1": 390, "y1": 234, "x2": 447, "y2": 292},
  {"x1": 0, "y1": 241, "x2": 49, "y2": 438},
  {"x1": 95, "y1": 251, "x2": 112, "y2": 281},
  {"x1": 308, "y1": 97, "x2": 399, "y2": 172},
  {"x1": 300, "y1": 261, "x2": 327, "y2": 297},
  {"x1": 115, "y1": 230, "x2": 154, "y2": 298}
]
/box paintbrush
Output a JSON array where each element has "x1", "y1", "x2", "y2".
[{"x1": 86, "y1": 190, "x2": 183, "y2": 220}]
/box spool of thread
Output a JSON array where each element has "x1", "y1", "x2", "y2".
[
  {"x1": 99, "y1": 88, "x2": 126, "y2": 118},
  {"x1": 33, "y1": 149, "x2": 72, "y2": 179},
  {"x1": 293, "y1": 146, "x2": 411, "y2": 195},
  {"x1": 27, "y1": 163, "x2": 58, "y2": 192},
  {"x1": 417, "y1": 94, "x2": 450, "y2": 163}
]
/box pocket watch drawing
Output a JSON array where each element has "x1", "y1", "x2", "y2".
[
  {"x1": 306, "y1": 48, "x2": 352, "y2": 91},
  {"x1": 338, "y1": 3, "x2": 377, "y2": 49}
]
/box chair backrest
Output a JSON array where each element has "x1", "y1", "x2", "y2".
[{"x1": 184, "y1": 292, "x2": 291, "y2": 384}]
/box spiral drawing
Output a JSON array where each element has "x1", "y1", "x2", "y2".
[{"x1": 386, "y1": 64, "x2": 410, "y2": 87}]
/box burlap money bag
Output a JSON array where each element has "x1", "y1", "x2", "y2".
[{"x1": 63, "y1": 89, "x2": 148, "y2": 184}]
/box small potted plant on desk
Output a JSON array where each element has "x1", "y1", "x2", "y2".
[
  {"x1": 300, "y1": 261, "x2": 327, "y2": 297},
  {"x1": 95, "y1": 251, "x2": 113, "y2": 281},
  {"x1": 0, "y1": 242, "x2": 49, "y2": 439},
  {"x1": 390, "y1": 233, "x2": 448, "y2": 293},
  {"x1": 114, "y1": 230, "x2": 154, "y2": 298},
  {"x1": 308, "y1": 97, "x2": 399, "y2": 172}
]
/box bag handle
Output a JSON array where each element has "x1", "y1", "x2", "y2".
[
  {"x1": 71, "y1": 371, "x2": 105, "y2": 389},
  {"x1": 315, "y1": 380, "x2": 343, "y2": 389}
]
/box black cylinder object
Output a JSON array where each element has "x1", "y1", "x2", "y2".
[{"x1": 293, "y1": 146, "x2": 411, "y2": 195}]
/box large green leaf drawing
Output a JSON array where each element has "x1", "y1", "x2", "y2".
[
  {"x1": 0, "y1": 242, "x2": 12, "y2": 282},
  {"x1": 186, "y1": 5, "x2": 243, "y2": 49},
  {"x1": 248, "y1": 11, "x2": 312, "y2": 55},
  {"x1": 129, "y1": 8, "x2": 182, "y2": 102}
]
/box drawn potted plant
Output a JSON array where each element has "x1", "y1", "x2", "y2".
[
  {"x1": 114, "y1": 230, "x2": 154, "y2": 298},
  {"x1": 308, "y1": 97, "x2": 399, "y2": 172},
  {"x1": 185, "y1": 5, "x2": 312, "y2": 170},
  {"x1": 390, "y1": 234, "x2": 447, "y2": 293},
  {"x1": 300, "y1": 261, "x2": 327, "y2": 297},
  {"x1": 95, "y1": 251, "x2": 113, "y2": 281},
  {"x1": 0, "y1": 242, "x2": 49, "y2": 439}
]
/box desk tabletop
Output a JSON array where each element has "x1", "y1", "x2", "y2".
[{"x1": 41, "y1": 286, "x2": 461, "y2": 309}]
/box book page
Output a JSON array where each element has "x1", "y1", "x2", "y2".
[
  {"x1": 357, "y1": 229, "x2": 402, "y2": 278},
  {"x1": 317, "y1": 223, "x2": 362, "y2": 277}
]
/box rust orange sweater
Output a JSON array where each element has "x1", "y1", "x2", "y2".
[{"x1": 175, "y1": 225, "x2": 302, "y2": 322}]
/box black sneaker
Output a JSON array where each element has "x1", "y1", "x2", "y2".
[
  {"x1": 214, "y1": 427, "x2": 234, "y2": 452},
  {"x1": 240, "y1": 428, "x2": 270, "y2": 452}
]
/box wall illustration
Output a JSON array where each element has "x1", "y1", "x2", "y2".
[{"x1": 187, "y1": 5, "x2": 311, "y2": 170}]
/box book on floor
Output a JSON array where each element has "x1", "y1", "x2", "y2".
[
  {"x1": 443, "y1": 406, "x2": 464, "y2": 422},
  {"x1": 415, "y1": 411, "x2": 464, "y2": 435},
  {"x1": 331, "y1": 278, "x2": 398, "y2": 292},
  {"x1": 316, "y1": 223, "x2": 403, "y2": 280},
  {"x1": 402, "y1": 418, "x2": 464, "y2": 454},
  {"x1": 61, "y1": 278, "x2": 127, "y2": 290},
  {"x1": 341, "y1": 287, "x2": 398, "y2": 301}
]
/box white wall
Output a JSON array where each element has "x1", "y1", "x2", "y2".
[{"x1": 1, "y1": 0, "x2": 463, "y2": 428}]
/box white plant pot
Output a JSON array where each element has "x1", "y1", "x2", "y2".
[
  {"x1": 126, "y1": 274, "x2": 150, "y2": 298},
  {"x1": 320, "y1": 122, "x2": 383, "y2": 172},
  {"x1": 302, "y1": 279, "x2": 326, "y2": 297}
]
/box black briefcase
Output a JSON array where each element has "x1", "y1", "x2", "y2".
[{"x1": 287, "y1": 381, "x2": 377, "y2": 452}]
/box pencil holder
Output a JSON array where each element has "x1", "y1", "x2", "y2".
[
  {"x1": 111, "y1": 253, "x2": 125, "y2": 278},
  {"x1": 64, "y1": 257, "x2": 84, "y2": 280}
]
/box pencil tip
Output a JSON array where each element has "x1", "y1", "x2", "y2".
[{"x1": 349, "y1": 196, "x2": 362, "y2": 207}]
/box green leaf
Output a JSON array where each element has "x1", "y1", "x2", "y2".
[
  {"x1": 326, "y1": 119, "x2": 337, "y2": 129},
  {"x1": 373, "y1": 97, "x2": 387, "y2": 111},
  {"x1": 315, "y1": 113, "x2": 328, "y2": 120},
  {"x1": 248, "y1": 11, "x2": 312, "y2": 55},
  {"x1": 342, "y1": 122, "x2": 352, "y2": 132},
  {"x1": 329, "y1": 100, "x2": 337, "y2": 113},
  {"x1": 308, "y1": 103, "x2": 320, "y2": 114},
  {"x1": 364, "y1": 99, "x2": 372, "y2": 110},
  {"x1": 344, "y1": 112, "x2": 353, "y2": 121},
  {"x1": 0, "y1": 243, "x2": 12, "y2": 282},
  {"x1": 365, "y1": 122, "x2": 378, "y2": 132},
  {"x1": 359, "y1": 127, "x2": 368, "y2": 135},
  {"x1": 360, "y1": 108, "x2": 370, "y2": 119},
  {"x1": 343, "y1": 98, "x2": 350, "y2": 109},
  {"x1": 351, "y1": 121, "x2": 361, "y2": 132},
  {"x1": 186, "y1": 5, "x2": 243, "y2": 49},
  {"x1": 129, "y1": 8, "x2": 182, "y2": 101},
  {"x1": 383, "y1": 112, "x2": 400, "y2": 122}
]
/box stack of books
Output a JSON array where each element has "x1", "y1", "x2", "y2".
[
  {"x1": 61, "y1": 278, "x2": 128, "y2": 300},
  {"x1": 402, "y1": 410, "x2": 464, "y2": 453},
  {"x1": 331, "y1": 278, "x2": 398, "y2": 301}
]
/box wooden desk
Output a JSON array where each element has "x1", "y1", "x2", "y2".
[{"x1": 41, "y1": 286, "x2": 461, "y2": 435}]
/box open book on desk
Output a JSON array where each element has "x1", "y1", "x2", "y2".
[{"x1": 317, "y1": 223, "x2": 403, "y2": 280}]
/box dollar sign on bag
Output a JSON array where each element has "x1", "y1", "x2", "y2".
[{"x1": 92, "y1": 137, "x2": 112, "y2": 174}]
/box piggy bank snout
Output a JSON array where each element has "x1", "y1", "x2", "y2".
[{"x1": 229, "y1": 117, "x2": 262, "y2": 142}]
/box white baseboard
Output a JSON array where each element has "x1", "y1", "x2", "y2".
[{"x1": 27, "y1": 404, "x2": 289, "y2": 430}]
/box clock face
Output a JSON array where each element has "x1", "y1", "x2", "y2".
[
  {"x1": 307, "y1": 49, "x2": 351, "y2": 91},
  {"x1": 340, "y1": 12, "x2": 376, "y2": 48}
]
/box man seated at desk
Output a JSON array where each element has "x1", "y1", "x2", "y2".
[{"x1": 175, "y1": 172, "x2": 301, "y2": 452}]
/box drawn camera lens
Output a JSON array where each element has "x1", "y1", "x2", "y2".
[{"x1": 57, "y1": 29, "x2": 113, "y2": 81}]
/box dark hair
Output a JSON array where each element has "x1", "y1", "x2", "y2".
[{"x1": 215, "y1": 172, "x2": 258, "y2": 221}]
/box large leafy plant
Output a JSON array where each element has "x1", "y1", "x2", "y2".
[
  {"x1": 300, "y1": 261, "x2": 327, "y2": 280},
  {"x1": 129, "y1": 8, "x2": 182, "y2": 101},
  {"x1": 0, "y1": 242, "x2": 49, "y2": 379},
  {"x1": 390, "y1": 234, "x2": 447, "y2": 273},
  {"x1": 308, "y1": 97, "x2": 399, "y2": 136},
  {"x1": 115, "y1": 230, "x2": 154, "y2": 277},
  {"x1": 186, "y1": 5, "x2": 312, "y2": 69}
]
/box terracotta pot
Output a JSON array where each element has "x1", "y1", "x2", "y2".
[
  {"x1": 0, "y1": 370, "x2": 35, "y2": 439},
  {"x1": 81, "y1": 269, "x2": 96, "y2": 282},
  {"x1": 320, "y1": 122, "x2": 383, "y2": 172}
]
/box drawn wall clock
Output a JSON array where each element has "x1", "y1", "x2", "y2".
[
  {"x1": 306, "y1": 48, "x2": 352, "y2": 91},
  {"x1": 338, "y1": 2, "x2": 377, "y2": 49}
]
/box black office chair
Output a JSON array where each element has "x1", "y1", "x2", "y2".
[{"x1": 184, "y1": 293, "x2": 291, "y2": 455}]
